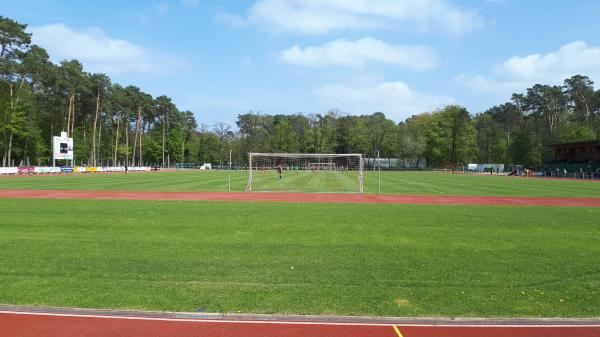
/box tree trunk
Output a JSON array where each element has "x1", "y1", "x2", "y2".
[
  {"x1": 7, "y1": 132, "x2": 13, "y2": 167},
  {"x1": 182, "y1": 137, "x2": 185, "y2": 163},
  {"x1": 132, "y1": 118, "x2": 137, "y2": 166},
  {"x1": 132, "y1": 106, "x2": 141, "y2": 166},
  {"x1": 506, "y1": 124, "x2": 511, "y2": 164},
  {"x1": 114, "y1": 118, "x2": 120, "y2": 166},
  {"x1": 2, "y1": 84, "x2": 13, "y2": 166},
  {"x1": 5, "y1": 85, "x2": 13, "y2": 166},
  {"x1": 98, "y1": 122, "x2": 102, "y2": 166},
  {"x1": 70, "y1": 93, "x2": 76, "y2": 136},
  {"x1": 23, "y1": 134, "x2": 28, "y2": 165},
  {"x1": 125, "y1": 116, "x2": 129, "y2": 166},
  {"x1": 92, "y1": 88, "x2": 100, "y2": 166},
  {"x1": 6, "y1": 83, "x2": 17, "y2": 167},
  {"x1": 66, "y1": 92, "x2": 72, "y2": 135},
  {"x1": 50, "y1": 123, "x2": 53, "y2": 166},
  {"x1": 139, "y1": 124, "x2": 143, "y2": 166}
]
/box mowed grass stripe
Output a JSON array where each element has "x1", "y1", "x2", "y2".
[
  {"x1": 0, "y1": 198, "x2": 599, "y2": 317},
  {"x1": 1, "y1": 171, "x2": 600, "y2": 197}
]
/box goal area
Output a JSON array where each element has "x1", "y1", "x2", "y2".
[{"x1": 246, "y1": 153, "x2": 364, "y2": 193}]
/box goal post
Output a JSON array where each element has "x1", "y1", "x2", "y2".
[{"x1": 246, "y1": 153, "x2": 364, "y2": 193}]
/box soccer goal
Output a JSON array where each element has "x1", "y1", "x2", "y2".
[{"x1": 246, "y1": 153, "x2": 364, "y2": 193}]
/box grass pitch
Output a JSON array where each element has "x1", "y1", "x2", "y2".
[
  {"x1": 1, "y1": 198, "x2": 599, "y2": 317},
  {"x1": 1, "y1": 170, "x2": 600, "y2": 197}
]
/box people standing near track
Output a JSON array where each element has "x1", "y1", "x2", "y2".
[{"x1": 277, "y1": 165, "x2": 282, "y2": 179}]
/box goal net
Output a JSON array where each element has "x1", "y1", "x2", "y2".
[{"x1": 246, "y1": 153, "x2": 364, "y2": 193}]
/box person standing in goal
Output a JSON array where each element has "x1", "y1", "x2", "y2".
[{"x1": 277, "y1": 164, "x2": 282, "y2": 179}]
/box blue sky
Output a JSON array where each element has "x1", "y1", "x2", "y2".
[{"x1": 3, "y1": 0, "x2": 600, "y2": 127}]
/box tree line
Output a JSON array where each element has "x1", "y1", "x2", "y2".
[
  {"x1": 2, "y1": 16, "x2": 600, "y2": 169},
  {"x1": 1, "y1": 16, "x2": 197, "y2": 167},
  {"x1": 231, "y1": 74, "x2": 600, "y2": 169}
]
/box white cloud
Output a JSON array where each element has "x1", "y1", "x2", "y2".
[
  {"x1": 456, "y1": 41, "x2": 600, "y2": 97},
  {"x1": 314, "y1": 81, "x2": 454, "y2": 121},
  {"x1": 241, "y1": 0, "x2": 483, "y2": 35},
  {"x1": 30, "y1": 23, "x2": 184, "y2": 77},
  {"x1": 280, "y1": 38, "x2": 438, "y2": 70}
]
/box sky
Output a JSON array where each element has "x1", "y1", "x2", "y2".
[{"x1": 3, "y1": 0, "x2": 600, "y2": 128}]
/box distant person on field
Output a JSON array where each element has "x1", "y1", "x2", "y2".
[{"x1": 277, "y1": 165, "x2": 282, "y2": 179}]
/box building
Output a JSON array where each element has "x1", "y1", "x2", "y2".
[{"x1": 546, "y1": 139, "x2": 600, "y2": 172}]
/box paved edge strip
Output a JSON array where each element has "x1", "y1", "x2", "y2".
[{"x1": 1, "y1": 304, "x2": 599, "y2": 326}]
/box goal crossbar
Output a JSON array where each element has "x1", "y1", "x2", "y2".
[{"x1": 248, "y1": 153, "x2": 364, "y2": 158}]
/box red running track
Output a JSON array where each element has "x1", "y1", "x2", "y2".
[
  {"x1": 1, "y1": 189, "x2": 600, "y2": 206},
  {"x1": 1, "y1": 311, "x2": 600, "y2": 337}
]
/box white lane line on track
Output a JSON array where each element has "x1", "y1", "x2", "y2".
[{"x1": 1, "y1": 311, "x2": 600, "y2": 328}]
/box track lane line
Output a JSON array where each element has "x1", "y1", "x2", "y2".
[{"x1": 393, "y1": 324, "x2": 404, "y2": 336}]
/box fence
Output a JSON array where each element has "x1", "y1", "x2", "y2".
[{"x1": 0, "y1": 166, "x2": 151, "y2": 176}]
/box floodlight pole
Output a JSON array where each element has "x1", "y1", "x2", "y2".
[
  {"x1": 228, "y1": 150, "x2": 232, "y2": 192},
  {"x1": 377, "y1": 150, "x2": 381, "y2": 195}
]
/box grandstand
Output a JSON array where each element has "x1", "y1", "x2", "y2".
[{"x1": 545, "y1": 139, "x2": 600, "y2": 175}]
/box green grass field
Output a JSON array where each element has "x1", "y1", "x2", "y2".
[
  {"x1": 0, "y1": 199, "x2": 598, "y2": 317},
  {"x1": 1, "y1": 171, "x2": 599, "y2": 317},
  {"x1": 2, "y1": 170, "x2": 600, "y2": 197}
]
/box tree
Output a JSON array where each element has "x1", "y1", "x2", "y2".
[
  {"x1": 89, "y1": 73, "x2": 110, "y2": 165},
  {"x1": 1, "y1": 16, "x2": 31, "y2": 166},
  {"x1": 425, "y1": 105, "x2": 476, "y2": 167},
  {"x1": 349, "y1": 118, "x2": 369, "y2": 155},
  {"x1": 124, "y1": 86, "x2": 153, "y2": 166},
  {"x1": 510, "y1": 125, "x2": 541, "y2": 168},
  {"x1": 0, "y1": 15, "x2": 198, "y2": 168},
  {"x1": 488, "y1": 103, "x2": 522, "y2": 163},
  {"x1": 18, "y1": 45, "x2": 53, "y2": 164},
  {"x1": 58, "y1": 60, "x2": 85, "y2": 137},
  {"x1": 474, "y1": 112, "x2": 506, "y2": 163},
  {"x1": 564, "y1": 75, "x2": 595, "y2": 124},
  {"x1": 269, "y1": 115, "x2": 299, "y2": 152},
  {"x1": 180, "y1": 110, "x2": 197, "y2": 162},
  {"x1": 364, "y1": 112, "x2": 397, "y2": 158},
  {"x1": 523, "y1": 84, "x2": 567, "y2": 140},
  {"x1": 213, "y1": 122, "x2": 233, "y2": 167},
  {"x1": 289, "y1": 114, "x2": 310, "y2": 152},
  {"x1": 155, "y1": 95, "x2": 177, "y2": 167},
  {"x1": 397, "y1": 113, "x2": 429, "y2": 168}
]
